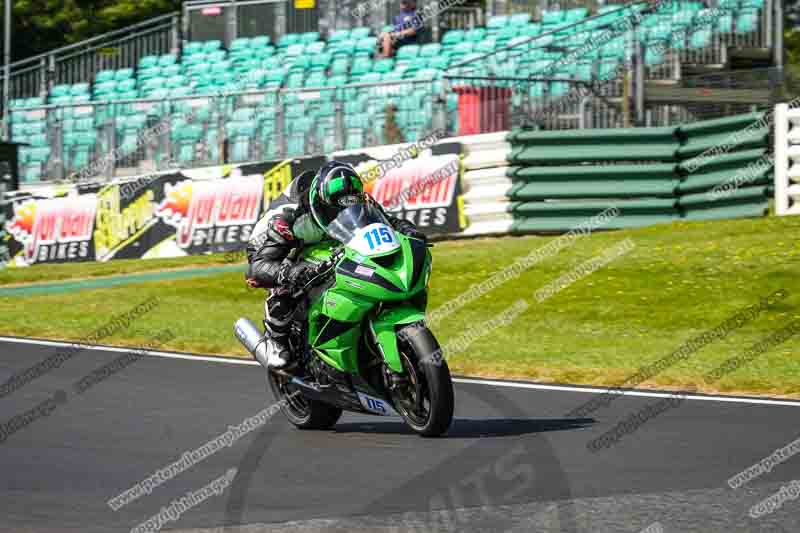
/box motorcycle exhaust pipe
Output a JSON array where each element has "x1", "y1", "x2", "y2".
[{"x1": 234, "y1": 318, "x2": 269, "y2": 370}]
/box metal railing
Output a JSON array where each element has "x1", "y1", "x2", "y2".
[
  {"x1": 444, "y1": 73, "x2": 628, "y2": 131},
  {"x1": 439, "y1": 6, "x2": 485, "y2": 31},
  {"x1": 442, "y1": 62, "x2": 782, "y2": 133},
  {"x1": 10, "y1": 78, "x2": 443, "y2": 184},
  {"x1": 643, "y1": 66, "x2": 782, "y2": 125},
  {"x1": 0, "y1": 13, "x2": 179, "y2": 109}
]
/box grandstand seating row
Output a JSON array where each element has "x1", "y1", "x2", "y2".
[{"x1": 8, "y1": 0, "x2": 766, "y2": 182}]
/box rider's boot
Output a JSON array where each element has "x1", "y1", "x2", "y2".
[
  {"x1": 264, "y1": 296, "x2": 293, "y2": 368},
  {"x1": 265, "y1": 329, "x2": 291, "y2": 368}
]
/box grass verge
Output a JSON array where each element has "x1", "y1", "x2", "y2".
[{"x1": 1, "y1": 215, "x2": 799, "y2": 397}]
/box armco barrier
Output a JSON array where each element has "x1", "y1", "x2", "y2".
[
  {"x1": 674, "y1": 113, "x2": 772, "y2": 222},
  {"x1": 503, "y1": 112, "x2": 772, "y2": 233}
]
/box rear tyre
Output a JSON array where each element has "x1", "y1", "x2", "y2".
[
  {"x1": 267, "y1": 371, "x2": 342, "y2": 430},
  {"x1": 389, "y1": 324, "x2": 454, "y2": 437}
]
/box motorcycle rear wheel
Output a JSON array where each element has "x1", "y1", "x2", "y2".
[
  {"x1": 389, "y1": 325, "x2": 454, "y2": 437},
  {"x1": 267, "y1": 371, "x2": 342, "y2": 430}
]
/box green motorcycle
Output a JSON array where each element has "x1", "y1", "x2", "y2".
[{"x1": 235, "y1": 203, "x2": 454, "y2": 437}]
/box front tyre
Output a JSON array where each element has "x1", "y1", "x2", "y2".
[
  {"x1": 267, "y1": 370, "x2": 342, "y2": 430},
  {"x1": 389, "y1": 324, "x2": 454, "y2": 437}
]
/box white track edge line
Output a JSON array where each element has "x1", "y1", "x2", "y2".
[{"x1": 2, "y1": 336, "x2": 798, "y2": 407}]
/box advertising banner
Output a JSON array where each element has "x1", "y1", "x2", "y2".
[
  {"x1": 335, "y1": 138, "x2": 466, "y2": 236},
  {"x1": 3, "y1": 157, "x2": 324, "y2": 267},
  {"x1": 1, "y1": 148, "x2": 465, "y2": 268},
  {"x1": 361, "y1": 154, "x2": 466, "y2": 235}
]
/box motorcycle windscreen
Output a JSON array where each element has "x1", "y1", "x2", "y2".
[{"x1": 326, "y1": 204, "x2": 401, "y2": 257}]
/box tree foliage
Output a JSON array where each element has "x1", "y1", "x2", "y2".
[{"x1": 2, "y1": 0, "x2": 180, "y2": 62}]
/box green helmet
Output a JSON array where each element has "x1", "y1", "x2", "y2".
[{"x1": 309, "y1": 161, "x2": 366, "y2": 229}]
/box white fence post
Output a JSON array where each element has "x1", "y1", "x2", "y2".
[{"x1": 774, "y1": 102, "x2": 800, "y2": 216}]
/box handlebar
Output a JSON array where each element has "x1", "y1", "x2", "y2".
[{"x1": 291, "y1": 246, "x2": 344, "y2": 298}]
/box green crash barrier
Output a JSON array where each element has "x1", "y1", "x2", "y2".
[
  {"x1": 507, "y1": 163, "x2": 679, "y2": 181},
  {"x1": 681, "y1": 202, "x2": 770, "y2": 221},
  {"x1": 674, "y1": 112, "x2": 767, "y2": 139},
  {"x1": 507, "y1": 127, "x2": 678, "y2": 145},
  {"x1": 675, "y1": 128, "x2": 770, "y2": 158},
  {"x1": 509, "y1": 198, "x2": 678, "y2": 216},
  {"x1": 510, "y1": 213, "x2": 679, "y2": 233},
  {"x1": 505, "y1": 112, "x2": 772, "y2": 233},
  {"x1": 676, "y1": 148, "x2": 770, "y2": 174},
  {"x1": 677, "y1": 185, "x2": 772, "y2": 208},
  {"x1": 509, "y1": 179, "x2": 679, "y2": 199},
  {"x1": 677, "y1": 168, "x2": 772, "y2": 195},
  {"x1": 509, "y1": 143, "x2": 680, "y2": 164}
]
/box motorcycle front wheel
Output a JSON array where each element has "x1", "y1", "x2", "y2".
[{"x1": 389, "y1": 324, "x2": 454, "y2": 437}]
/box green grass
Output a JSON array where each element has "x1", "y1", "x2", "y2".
[
  {"x1": 2, "y1": 215, "x2": 799, "y2": 398},
  {"x1": 0, "y1": 253, "x2": 238, "y2": 286}
]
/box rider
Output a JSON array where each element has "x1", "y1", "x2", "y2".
[{"x1": 245, "y1": 161, "x2": 426, "y2": 368}]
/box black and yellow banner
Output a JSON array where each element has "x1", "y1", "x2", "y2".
[{"x1": 3, "y1": 158, "x2": 323, "y2": 266}]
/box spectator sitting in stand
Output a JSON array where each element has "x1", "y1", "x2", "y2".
[{"x1": 378, "y1": 0, "x2": 423, "y2": 58}]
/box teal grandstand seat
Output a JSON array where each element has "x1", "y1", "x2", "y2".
[
  {"x1": 520, "y1": 24, "x2": 542, "y2": 38},
  {"x1": 717, "y1": 13, "x2": 734, "y2": 32},
  {"x1": 510, "y1": 13, "x2": 532, "y2": 26},
  {"x1": 356, "y1": 38, "x2": 376, "y2": 54},
  {"x1": 441, "y1": 30, "x2": 465, "y2": 47},
  {"x1": 465, "y1": 28, "x2": 486, "y2": 42},
  {"x1": 207, "y1": 50, "x2": 228, "y2": 62},
  {"x1": 542, "y1": 10, "x2": 565, "y2": 27},
  {"x1": 204, "y1": 40, "x2": 222, "y2": 53},
  {"x1": 735, "y1": 10, "x2": 759, "y2": 33},
  {"x1": 251, "y1": 36, "x2": 271, "y2": 48},
  {"x1": 565, "y1": 8, "x2": 588, "y2": 23},
  {"x1": 373, "y1": 58, "x2": 394, "y2": 73},
  {"x1": 158, "y1": 54, "x2": 177, "y2": 67},
  {"x1": 328, "y1": 29, "x2": 350, "y2": 43},
  {"x1": 230, "y1": 38, "x2": 251, "y2": 52},
  {"x1": 350, "y1": 57, "x2": 373, "y2": 76},
  {"x1": 306, "y1": 41, "x2": 326, "y2": 55},
  {"x1": 277, "y1": 33, "x2": 301, "y2": 48},
  {"x1": 487, "y1": 16, "x2": 510, "y2": 30},
  {"x1": 50, "y1": 84, "x2": 72, "y2": 98},
  {"x1": 183, "y1": 42, "x2": 205, "y2": 56},
  {"x1": 301, "y1": 32, "x2": 320, "y2": 44},
  {"x1": 162, "y1": 65, "x2": 182, "y2": 78},
  {"x1": 331, "y1": 39, "x2": 356, "y2": 56},
  {"x1": 95, "y1": 70, "x2": 116, "y2": 84},
  {"x1": 138, "y1": 67, "x2": 162, "y2": 81},
  {"x1": 139, "y1": 55, "x2": 160, "y2": 69},
  {"x1": 351, "y1": 27, "x2": 371, "y2": 39}
]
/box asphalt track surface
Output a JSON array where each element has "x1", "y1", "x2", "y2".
[{"x1": 1, "y1": 339, "x2": 800, "y2": 533}]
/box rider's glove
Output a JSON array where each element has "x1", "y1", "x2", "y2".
[{"x1": 279, "y1": 261, "x2": 333, "y2": 292}]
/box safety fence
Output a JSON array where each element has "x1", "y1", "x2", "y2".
[
  {"x1": 503, "y1": 111, "x2": 772, "y2": 233},
  {"x1": 0, "y1": 14, "x2": 180, "y2": 107}
]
